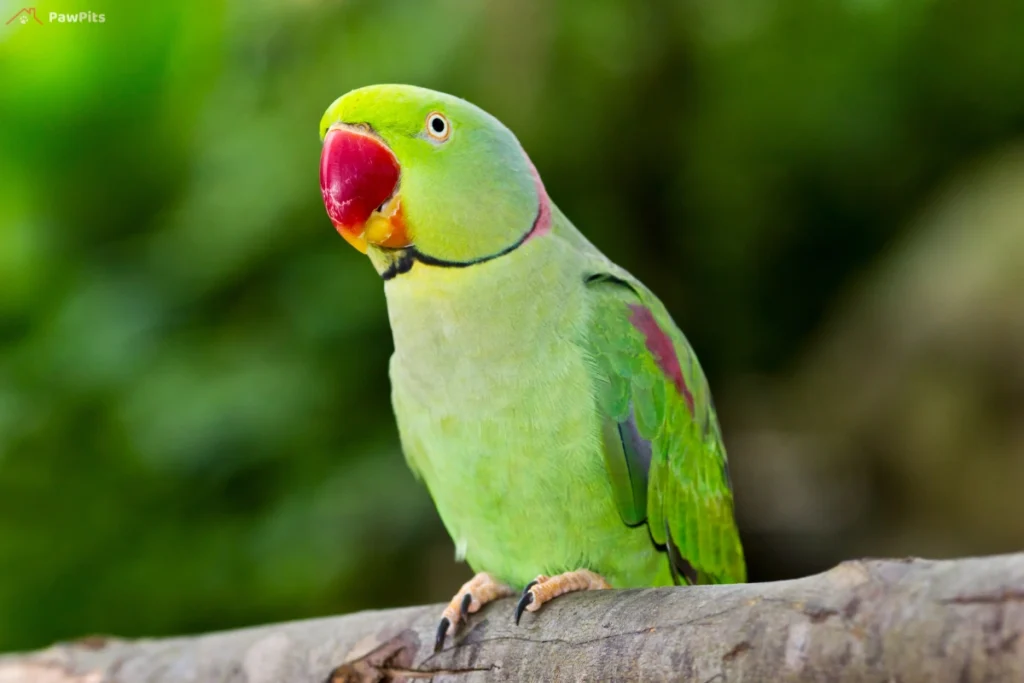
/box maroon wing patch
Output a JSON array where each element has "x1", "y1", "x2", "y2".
[{"x1": 627, "y1": 303, "x2": 695, "y2": 414}]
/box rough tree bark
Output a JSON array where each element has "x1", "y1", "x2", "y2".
[{"x1": 2, "y1": 554, "x2": 1023, "y2": 682}]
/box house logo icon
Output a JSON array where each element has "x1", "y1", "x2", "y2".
[{"x1": 6, "y1": 7, "x2": 44, "y2": 25}]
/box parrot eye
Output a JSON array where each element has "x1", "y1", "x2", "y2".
[{"x1": 426, "y1": 112, "x2": 451, "y2": 142}]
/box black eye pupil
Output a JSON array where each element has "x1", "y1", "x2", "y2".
[{"x1": 431, "y1": 117, "x2": 446, "y2": 133}]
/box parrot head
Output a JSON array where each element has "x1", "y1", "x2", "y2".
[{"x1": 319, "y1": 84, "x2": 551, "y2": 278}]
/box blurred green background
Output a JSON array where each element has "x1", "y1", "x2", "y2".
[{"x1": 2, "y1": 0, "x2": 1023, "y2": 654}]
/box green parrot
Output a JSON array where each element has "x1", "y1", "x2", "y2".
[{"x1": 318, "y1": 84, "x2": 745, "y2": 652}]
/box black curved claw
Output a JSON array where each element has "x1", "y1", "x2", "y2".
[
  {"x1": 514, "y1": 580, "x2": 539, "y2": 626},
  {"x1": 460, "y1": 592, "x2": 472, "y2": 620},
  {"x1": 434, "y1": 616, "x2": 450, "y2": 653}
]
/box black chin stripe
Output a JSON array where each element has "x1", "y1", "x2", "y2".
[
  {"x1": 379, "y1": 201, "x2": 545, "y2": 281},
  {"x1": 380, "y1": 251, "x2": 416, "y2": 280}
]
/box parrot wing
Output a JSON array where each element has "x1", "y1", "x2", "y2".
[{"x1": 584, "y1": 271, "x2": 746, "y2": 585}]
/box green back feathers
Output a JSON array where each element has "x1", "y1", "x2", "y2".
[{"x1": 585, "y1": 274, "x2": 746, "y2": 585}]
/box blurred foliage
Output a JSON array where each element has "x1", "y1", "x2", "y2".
[{"x1": 1, "y1": 0, "x2": 1023, "y2": 653}]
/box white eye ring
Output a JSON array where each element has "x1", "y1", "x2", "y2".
[{"x1": 425, "y1": 112, "x2": 450, "y2": 142}]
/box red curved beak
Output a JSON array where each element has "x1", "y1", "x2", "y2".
[{"x1": 319, "y1": 126, "x2": 408, "y2": 253}]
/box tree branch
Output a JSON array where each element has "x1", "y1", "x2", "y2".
[{"x1": 2, "y1": 554, "x2": 1023, "y2": 682}]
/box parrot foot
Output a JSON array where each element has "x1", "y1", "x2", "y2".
[
  {"x1": 514, "y1": 569, "x2": 611, "y2": 625},
  {"x1": 434, "y1": 572, "x2": 513, "y2": 652}
]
